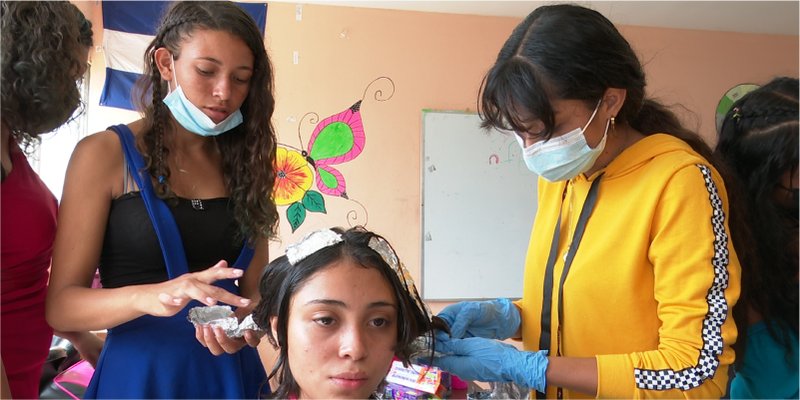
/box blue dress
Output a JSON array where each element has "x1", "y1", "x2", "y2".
[{"x1": 84, "y1": 125, "x2": 269, "y2": 398}]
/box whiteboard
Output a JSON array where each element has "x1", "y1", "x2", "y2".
[{"x1": 421, "y1": 110, "x2": 538, "y2": 300}]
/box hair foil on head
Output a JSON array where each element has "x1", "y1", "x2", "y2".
[
  {"x1": 286, "y1": 229, "x2": 344, "y2": 265},
  {"x1": 368, "y1": 236, "x2": 430, "y2": 316}
]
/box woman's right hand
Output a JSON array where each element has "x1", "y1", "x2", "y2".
[
  {"x1": 436, "y1": 298, "x2": 521, "y2": 340},
  {"x1": 148, "y1": 260, "x2": 251, "y2": 317}
]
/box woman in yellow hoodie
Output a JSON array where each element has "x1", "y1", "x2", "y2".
[{"x1": 430, "y1": 4, "x2": 741, "y2": 398}]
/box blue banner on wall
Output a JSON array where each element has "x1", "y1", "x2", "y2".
[{"x1": 99, "y1": 1, "x2": 267, "y2": 110}]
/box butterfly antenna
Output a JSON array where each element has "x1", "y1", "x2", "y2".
[
  {"x1": 345, "y1": 198, "x2": 369, "y2": 227},
  {"x1": 297, "y1": 112, "x2": 319, "y2": 151},
  {"x1": 361, "y1": 76, "x2": 395, "y2": 103}
]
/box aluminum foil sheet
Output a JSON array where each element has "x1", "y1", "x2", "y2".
[{"x1": 187, "y1": 305, "x2": 262, "y2": 338}]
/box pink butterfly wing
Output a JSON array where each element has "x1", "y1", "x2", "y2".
[{"x1": 306, "y1": 101, "x2": 366, "y2": 198}]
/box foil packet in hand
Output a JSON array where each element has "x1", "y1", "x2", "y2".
[{"x1": 187, "y1": 305, "x2": 261, "y2": 338}]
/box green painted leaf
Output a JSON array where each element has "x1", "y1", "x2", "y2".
[
  {"x1": 287, "y1": 202, "x2": 307, "y2": 232},
  {"x1": 302, "y1": 190, "x2": 327, "y2": 213}
]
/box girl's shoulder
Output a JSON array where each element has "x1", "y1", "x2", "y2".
[
  {"x1": 76, "y1": 120, "x2": 148, "y2": 160},
  {"x1": 70, "y1": 120, "x2": 148, "y2": 196}
]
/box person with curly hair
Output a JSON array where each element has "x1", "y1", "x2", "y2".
[
  {"x1": 45, "y1": 1, "x2": 280, "y2": 398},
  {"x1": 0, "y1": 2, "x2": 96, "y2": 398},
  {"x1": 715, "y1": 77, "x2": 799, "y2": 399}
]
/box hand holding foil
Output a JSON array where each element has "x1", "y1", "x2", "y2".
[{"x1": 189, "y1": 305, "x2": 264, "y2": 355}]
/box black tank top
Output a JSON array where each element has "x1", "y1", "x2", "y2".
[{"x1": 99, "y1": 192, "x2": 244, "y2": 288}]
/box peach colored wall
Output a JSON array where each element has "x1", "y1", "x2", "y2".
[
  {"x1": 619, "y1": 24, "x2": 799, "y2": 146},
  {"x1": 261, "y1": 3, "x2": 797, "y2": 311},
  {"x1": 75, "y1": 0, "x2": 797, "y2": 371}
]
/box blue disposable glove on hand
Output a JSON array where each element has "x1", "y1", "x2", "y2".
[
  {"x1": 436, "y1": 298, "x2": 521, "y2": 339},
  {"x1": 429, "y1": 334, "x2": 548, "y2": 393}
]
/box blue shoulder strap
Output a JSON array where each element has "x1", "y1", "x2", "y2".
[
  {"x1": 233, "y1": 241, "x2": 255, "y2": 269},
  {"x1": 108, "y1": 125, "x2": 255, "y2": 277},
  {"x1": 109, "y1": 124, "x2": 189, "y2": 278}
]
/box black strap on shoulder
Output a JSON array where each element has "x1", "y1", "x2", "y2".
[{"x1": 536, "y1": 175, "x2": 602, "y2": 398}]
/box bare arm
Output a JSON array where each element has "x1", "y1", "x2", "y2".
[
  {"x1": 238, "y1": 238, "x2": 269, "y2": 306},
  {"x1": 46, "y1": 131, "x2": 249, "y2": 332},
  {"x1": 545, "y1": 356, "x2": 598, "y2": 397},
  {"x1": 54, "y1": 330, "x2": 105, "y2": 367},
  {"x1": 1, "y1": 360, "x2": 10, "y2": 399}
]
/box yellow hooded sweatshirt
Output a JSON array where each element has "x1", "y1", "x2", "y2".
[{"x1": 515, "y1": 134, "x2": 741, "y2": 398}]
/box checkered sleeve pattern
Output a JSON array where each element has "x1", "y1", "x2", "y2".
[{"x1": 634, "y1": 165, "x2": 730, "y2": 391}]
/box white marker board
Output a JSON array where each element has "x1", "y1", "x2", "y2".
[{"x1": 421, "y1": 110, "x2": 538, "y2": 300}]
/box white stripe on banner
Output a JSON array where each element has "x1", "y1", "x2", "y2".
[{"x1": 103, "y1": 30, "x2": 152, "y2": 74}]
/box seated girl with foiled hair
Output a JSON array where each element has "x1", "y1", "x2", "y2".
[{"x1": 252, "y1": 227, "x2": 437, "y2": 399}]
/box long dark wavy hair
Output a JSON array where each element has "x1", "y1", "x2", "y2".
[
  {"x1": 253, "y1": 227, "x2": 434, "y2": 399},
  {"x1": 1, "y1": 1, "x2": 92, "y2": 149},
  {"x1": 133, "y1": 1, "x2": 278, "y2": 241},
  {"x1": 478, "y1": 4, "x2": 725, "y2": 171},
  {"x1": 714, "y1": 77, "x2": 799, "y2": 365}
]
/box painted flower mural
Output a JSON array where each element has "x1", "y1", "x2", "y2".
[
  {"x1": 274, "y1": 147, "x2": 313, "y2": 206},
  {"x1": 273, "y1": 77, "x2": 394, "y2": 232},
  {"x1": 273, "y1": 146, "x2": 326, "y2": 232}
]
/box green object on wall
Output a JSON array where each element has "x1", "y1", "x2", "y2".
[{"x1": 716, "y1": 83, "x2": 759, "y2": 131}]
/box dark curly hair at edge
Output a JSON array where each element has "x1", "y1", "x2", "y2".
[
  {"x1": 1, "y1": 1, "x2": 93, "y2": 150},
  {"x1": 714, "y1": 77, "x2": 799, "y2": 367},
  {"x1": 253, "y1": 227, "x2": 434, "y2": 399},
  {"x1": 134, "y1": 1, "x2": 279, "y2": 242}
]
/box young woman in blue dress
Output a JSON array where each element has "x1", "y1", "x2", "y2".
[{"x1": 46, "y1": 2, "x2": 280, "y2": 397}]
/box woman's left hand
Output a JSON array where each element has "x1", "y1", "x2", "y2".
[
  {"x1": 195, "y1": 306, "x2": 263, "y2": 355},
  {"x1": 195, "y1": 325, "x2": 262, "y2": 355}
]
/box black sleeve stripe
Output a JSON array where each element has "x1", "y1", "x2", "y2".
[{"x1": 633, "y1": 164, "x2": 731, "y2": 391}]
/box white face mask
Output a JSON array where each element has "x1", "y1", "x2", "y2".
[
  {"x1": 515, "y1": 100, "x2": 608, "y2": 181},
  {"x1": 162, "y1": 55, "x2": 243, "y2": 137}
]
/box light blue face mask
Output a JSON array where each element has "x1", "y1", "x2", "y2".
[
  {"x1": 162, "y1": 56, "x2": 244, "y2": 137},
  {"x1": 515, "y1": 100, "x2": 608, "y2": 182}
]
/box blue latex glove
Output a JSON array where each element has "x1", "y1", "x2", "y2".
[
  {"x1": 436, "y1": 298, "x2": 521, "y2": 339},
  {"x1": 429, "y1": 334, "x2": 548, "y2": 393}
]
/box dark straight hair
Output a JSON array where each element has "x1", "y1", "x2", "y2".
[
  {"x1": 252, "y1": 227, "x2": 433, "y2": 399},
  {"x1": 478, "y1": 3, "x2": 717, "y2": 167}
]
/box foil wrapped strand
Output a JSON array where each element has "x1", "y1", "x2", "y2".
[
  {"x1": 286, "y1": 229, "x2": 344, "y2": 265},
  {"x1": 187, "y1": 305, "x2": 262, "y2": 338},
  {"x1": 368, "y1": 236, "x2": 430, "y2": 316}
]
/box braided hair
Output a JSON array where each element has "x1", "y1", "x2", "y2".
[
  {"x1": 715, "y1": 77, "x2": 799, "y2": 364},
  {"x1": 133, "y1": 1, "x2": 279, "y2": 242}
]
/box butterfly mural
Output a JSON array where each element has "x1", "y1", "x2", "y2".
[
  {"x1": 303, "y1": 100, "x2": 365, "y2": 199},
  {"x1": 273, "y1": 77, "x2": 394, "y2": 232}
]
